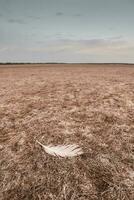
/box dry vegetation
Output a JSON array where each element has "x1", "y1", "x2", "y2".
[{"x1": 0, "y1": 64, "x2": 134, "y2": 200}]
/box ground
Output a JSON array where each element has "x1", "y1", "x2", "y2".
[{"x1": 0, "y1": 64, "x2": 134, "y2": 200}]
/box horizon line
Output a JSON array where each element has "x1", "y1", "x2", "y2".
[{"x1": 0, "y1": 62, "x2": 134, "y2": 65}]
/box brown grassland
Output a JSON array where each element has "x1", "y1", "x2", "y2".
[{"x1": 0, "y1": 64, "x2": 134, "y2": 200}]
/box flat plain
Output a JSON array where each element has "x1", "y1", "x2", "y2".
[{"x1": 0, "y1": 64, "x2": 134, "y2": 200}]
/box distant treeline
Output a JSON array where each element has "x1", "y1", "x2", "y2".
[
  {"x1": 0, "y1": 62, "x2": 66, "y2": 65},
  {"x1": 0, "y1": 62, "x2": 134, "y2": 65}
]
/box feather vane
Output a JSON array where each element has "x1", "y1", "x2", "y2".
[{"x1": 36, "y1": 140, "x2": 83, "y2": 157}]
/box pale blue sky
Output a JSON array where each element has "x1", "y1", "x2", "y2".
[{"x1": 0, "y1": 0, "x2": 134, "y2": 63}]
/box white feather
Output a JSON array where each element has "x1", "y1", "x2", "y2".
[{"x1": 36, "y1": 140, "x2": 83, "y2": 157}]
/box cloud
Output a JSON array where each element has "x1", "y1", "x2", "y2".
[
  {"x1": 0, "y1": 46, "x2": 18, "y2": 52},
  {"x1": 28, "y1": 36, "x2": 131, "y2": 55},
  {"x1": 109, "y1": 35, "x2": 124, "y2": 40},
  {"x1": 28, "y1": 16, "x2": 41, "y2": 20},
  {"x1": 71, "y1": 38, "x2": 131, "y2": 55},
  {"x1": 56, "y1": 12, "x2": 64, "y2": 16},
  {"x1": 0, "y1": 47, "x2": 8, "y2": 52},
  {"x1": 73, "y1": 14, "x2": 82, "y2": 17},
  {"x1": 53, "y1": 37, "x2": 127, "y2": 49},
  {"x1": 8, "y1": 19, "x2": 26, "y2": 24},
  {"x1": 56, "y1": 12, "x2": 82, "y2": 17},
  {"x1": 1, "y1": 38, "x2": 134, "y2": 63}
]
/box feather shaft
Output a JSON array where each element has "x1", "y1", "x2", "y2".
[{"x1": 36, "y1": 140, "x2": 83, "y2": 158}]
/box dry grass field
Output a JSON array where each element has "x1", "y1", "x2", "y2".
[{"x1": 0, "y1": 64, "x2": 134, "y2": 200}]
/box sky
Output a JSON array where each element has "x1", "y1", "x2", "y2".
[{"x1": 0, "y1": 0, "x2": 134, "y2": 63}]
